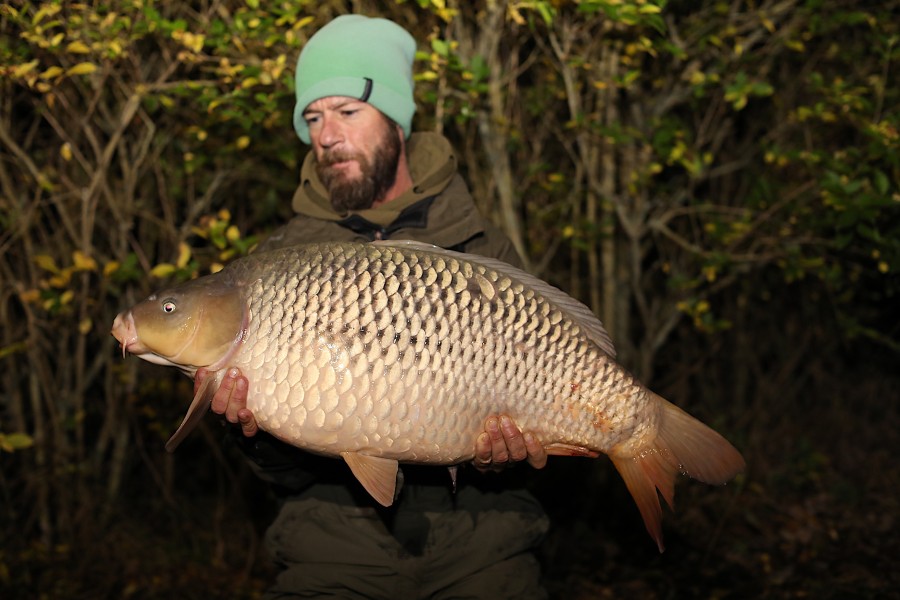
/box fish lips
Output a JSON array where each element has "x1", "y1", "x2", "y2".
[{"x1": 111, "y1": 311, "x2": 160, "y2": 362}]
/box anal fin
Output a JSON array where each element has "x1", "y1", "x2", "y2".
[{"x1": 340, "y1": 452, "x2": 400, "y2": 507}]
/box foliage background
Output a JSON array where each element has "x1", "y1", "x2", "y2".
[{"x1": 1, "y1": 0, "x2": 898, "y2": 597}]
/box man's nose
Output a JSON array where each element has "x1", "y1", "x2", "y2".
[{"x1": 318, "y1": 116, "x2": 342, "y2": 148}]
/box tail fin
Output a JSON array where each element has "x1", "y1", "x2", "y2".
[{"x1": 609, "y1": 393, "x2": 745, "y2": 552}]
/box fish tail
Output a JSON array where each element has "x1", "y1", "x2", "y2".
[{"x1": 609, "y1": 393, "x2": 745, "y2": 552}]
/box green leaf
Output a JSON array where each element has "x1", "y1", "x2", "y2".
[{"x1": 873, "y1": 170, "x2": 889, "y2": 195}]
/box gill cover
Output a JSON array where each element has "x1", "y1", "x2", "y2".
[{"x1": 130, "y1": 276, "x2": 246, "y2": 370}]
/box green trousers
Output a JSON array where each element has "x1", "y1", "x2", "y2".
[{"x1": 263, "y1": 483, "x2": 550, "y2": 599}]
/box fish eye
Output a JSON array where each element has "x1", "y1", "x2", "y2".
[{"x1": 162, "y1": 299, "x2": 177, "y2": 313}]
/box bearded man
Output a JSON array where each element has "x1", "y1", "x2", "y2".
[{"x1": 198, "y1": 15, "x2": 550, "y2": 599}]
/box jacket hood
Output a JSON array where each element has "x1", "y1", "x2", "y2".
[{"x1": 291, "y1": 132, "x2": 458, "y2": 228}]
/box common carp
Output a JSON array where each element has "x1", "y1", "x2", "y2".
[{"x1": 111, "y1": 240, "x2": 744, "y2": 550}]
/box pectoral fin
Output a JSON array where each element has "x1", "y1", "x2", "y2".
[
  {"x1": 165, "y1": 371, "x2": 219, "y2": 452},
  {"x1": 340, "y1": 452, "x2": 400, "y2": 507}
]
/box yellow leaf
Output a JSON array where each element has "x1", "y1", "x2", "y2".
[
  {"x1": 186, "y1": 33, "x2": 205, "y2": 53},
  {"x1": 12, "y1": 60, "x2": 39, "y2": 78},
  {"x1": 210, "y1": 262, "x2": 225, "y2": 274},
  {"x1": 217, "y1": 208, "x2": 231, "y2": 221},
  {"x1": 34, "y1": 254, "x2": 59, "y2": 273},
  {"x1": 60, "y1": 143, "x2": 72, "y2": 161},
  {"x1": 639, "y1": 4, "x2": 661, "y2": 13},
  {"x1": 176, "y1": 242, "x2": 191, "y2": 268},
  {"x1": 72, "y1": 250, "x2": 97, "y2": 271},
  {"x1": 293, "y1": 16, "x2": 314, "y2": 30},
  {"x1": 415, "y1": 71, "x2": 438, "y2": 82},
  {"x1": 226, "y1": 225, "x2": 240, "y2": 242},
  {"x1": 66, "y1": 40, "x2": 91, "y2": 54},
  {"x1": 49, "y1": 270, "x2": 72, "y2": 288},
  {"x1": 0, "y1": 432, "x2": 34, "y2": 452},
  {"x1": 508, "y1": 6, "x2": 525, "y2": 25},
  {"x1": 103, "y1": 261, "x2": 119, "y2": 277},
  {"x1": 79, "y1": 318, "x2": 92, "y2": 335},
  {"x1": 33, "y1": 4, "x2": 61, "y2": 24},
  {"x1": 19, "y1": 289, "x2": 41, "y2": 304},
  {"x1": 66, "y1": 62, "x2": 98, "y2": 76},
  {"x1": 150, "y1": 263, "x2": 176, "y2": 278},
  {"x1": 59, "y1": 290, "x2": 74, "y2": 305},
  {"x1": 235, "y1": 136, "x2": 250, "y2": 150},
  {"x1": 40, "y1": 66, "x2": 64, "y2": 79}
]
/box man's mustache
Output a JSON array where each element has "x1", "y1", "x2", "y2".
[{"x1": 319, "y1": 151, "x2": 359, "y2": 167}]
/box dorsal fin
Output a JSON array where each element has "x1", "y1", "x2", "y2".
[{"x1": 372, "y1": 239, "x2": 617, "y2": 357}]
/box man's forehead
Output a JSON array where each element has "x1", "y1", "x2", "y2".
[{"x1": 303, "y1": 96, "x2": 370, "y2": 113}]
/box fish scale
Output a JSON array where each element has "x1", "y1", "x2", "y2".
[{"x1": 111, "y1": 240, "x2": 744, "y2": 551}]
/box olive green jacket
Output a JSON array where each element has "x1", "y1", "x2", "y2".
[{"x1": 257, "y1": 132, "x2": 522, "y2": 268}]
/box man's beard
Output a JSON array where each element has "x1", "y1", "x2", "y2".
[{"x1": 315, "y1": 119, "x2": 403, "y2": 213}]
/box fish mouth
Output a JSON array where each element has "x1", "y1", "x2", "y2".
[
  {"x1": 110, "y1": 311, "x2": 198, "y2": 371},
  {"x1": 111, "y1": 311, "x2": 146, "y2": 357}
]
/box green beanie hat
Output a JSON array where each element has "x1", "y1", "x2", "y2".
[{"x1": 292, "y1": 15, "x2": 417, "y2": 144}]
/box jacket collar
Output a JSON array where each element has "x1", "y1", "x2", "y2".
[{"x1": 291, "y1": 132, "x2": 457, "y2": 228}]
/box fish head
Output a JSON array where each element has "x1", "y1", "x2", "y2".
[{"x1": 111, "y1": 276, "x2": 247, "y2": 372}]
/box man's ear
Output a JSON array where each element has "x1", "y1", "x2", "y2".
[{"x1": 396, "y1": 125, "x2": 408, "y2": 154}]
